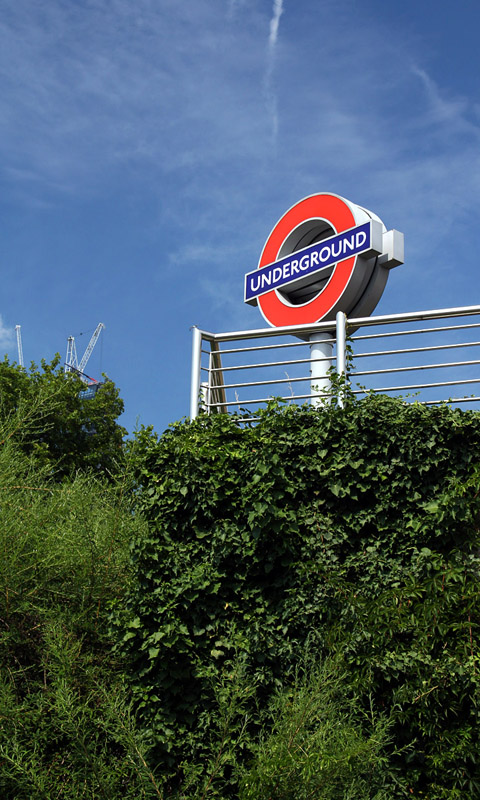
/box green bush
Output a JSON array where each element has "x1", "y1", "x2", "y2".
[
  {"x1": 0, "y1": 355, "x2": 125, "y2": 478},
  {"x1": 0, "y1": 409, "x2": 160, "y2": 799},
  {"x1": 115, "y1": 396, "x2": 480, "y2": 797},
  {"x1": 239, "y1": 657, "x2": 391, "y2": 800}
]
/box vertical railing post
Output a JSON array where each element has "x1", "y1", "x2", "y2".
[
  {"x1": 202, "y1": 347, "x2": 213, "y2": 414},
  {"x1": 336, "y1": 311, "x2": 347, "y2": 409},
  {"x1": 190, "y1": 326, "x2": 203, "y2": 420}
]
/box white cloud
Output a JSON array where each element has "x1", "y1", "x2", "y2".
[{"x1": 0, "y1": 317, "x2": 15, "y2": 352}]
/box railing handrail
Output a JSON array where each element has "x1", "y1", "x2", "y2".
[
  {"x1": 193, "y1": 304, "x2": 480, "y2": 345},
  {"x1": 190, "y1": 305, "x2": 480, "y2": 420}
]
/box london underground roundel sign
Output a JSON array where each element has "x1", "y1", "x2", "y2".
[{"x1": 244, "y1": 193, "x2": 404, "y2": 328}]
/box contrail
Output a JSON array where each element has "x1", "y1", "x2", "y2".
[
  {"x1": 268, "y1": 0, "x2": 284, "y2": 52},
  {"x1": 265, "y1": 0, "x2": 284, "y2": 143}
]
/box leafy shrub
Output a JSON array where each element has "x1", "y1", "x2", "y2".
[
  {"x1": 0, "y1": 355, "x2": 125, "y2": 478},
  {"x1": 115, "y1": 396, "x2": 480, "y2": 797}
]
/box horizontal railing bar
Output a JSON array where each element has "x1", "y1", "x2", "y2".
[
  {"x1": 206, "y1": 392, "x2": 333, "y2": 407},
  {"x1": 198, "y1": 320, "x2": 336, "y2": 343},
  {"x1": 216, "y1": 374, "x2": 311, "y2": 390},
  {"x1": 210, "y1": 355, "x2": 332, "y2": 373},
  {"x1": 353, "y1": 357, "x2": 480, "y2": 378},
  {"x1": 353, "y1": 340, "x2": 480, "y2": 360},
  {"x1": 348, "y1": 305, "x2": 480, "y2": 329},
  {"x1": 351, "y1": 376, "x2": 480, "y2": 394},
  {"x1": 218, "y1": 339, "x2": 326, "y2": 356},
  {"x1": 235, "y1": 396, "x2": 480, "y2": 413},
  {"x1": 208, "y1": 338, "x2": 480, "y2": 370},
  {"x1": 205, "y1": 346, "x2": 480, "y2": 375},
  {"x1": 422, "y1": 396, "x2": 480, "y2": 405},
  {"x1": 351, "y1": 320, "x2": 480, "y2": 342},
  {"x1": 221, "y1": 397, "x2": 480, "y2": 415},
  {"x1": 210, "y1": 396, "x2": 480, "y2": 415}
]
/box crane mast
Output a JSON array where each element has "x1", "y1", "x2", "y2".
[
  {"x1": 65, "y1": 336, "x2": 78, "y2": 374},
  {"x1": 15, "y1": 325, "x2": 24, "y2": 367}
]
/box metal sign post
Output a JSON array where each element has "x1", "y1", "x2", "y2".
[{"x1": 309, "y1": 332, "x2": 334, "y2": 405}]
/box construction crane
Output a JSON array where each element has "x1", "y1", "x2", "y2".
[
  {"x1": 15, "y1": 325, "x2": 24, "y2": 367},
  {"x1": 65, "y1": 323, "x2": 105, "y2": 383}
]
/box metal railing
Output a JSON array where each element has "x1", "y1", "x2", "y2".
[{"x1": 190, "y1": 305, "x2": 480, "y2": 420}]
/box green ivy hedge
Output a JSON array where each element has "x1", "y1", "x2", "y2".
[{"x1": 114, "y1": 395, "x2": 480, "y2": 797}]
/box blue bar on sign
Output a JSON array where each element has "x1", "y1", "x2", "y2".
[{"x1": 244, "y1": 221, "x2": 372, "y2": 304}]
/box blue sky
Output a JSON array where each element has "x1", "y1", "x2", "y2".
[{"x1": 1, "y1": 0, "x2": 479, "y2": 434}]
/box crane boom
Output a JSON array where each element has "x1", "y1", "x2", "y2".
[{"x1": 78, "y1": 323, "x2": 105, "y2": 374}]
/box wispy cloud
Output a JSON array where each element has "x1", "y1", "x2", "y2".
[
  {"x1": 412, "y1": 66, "x2": 469, "y2": 124},
  {"x1": 0, "y1": 0, "x2": 270, "y2": 199},
  {"x1": 0, "y1": 317, "x2": 15, "y2": 352},
  {"x1": 2, "y1": 0, "x2": 480, "y2": 306},
  {"x1": 264, "y1": 0, "x2": 284, "y2": 143},
  {"x1": 268, "y1": 0, "x2": 284, "y2": 51}
]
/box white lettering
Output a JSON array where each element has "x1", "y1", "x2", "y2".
[
  {"x1": 355, "y1": 231, "x2": 367, "y2": 249},
  {"x1": 261, "y1": 272, "x2": 272, "y2": 288},
  {"x1": 250, "y1": 275, "x2": 261, "y2": 293},
  {"x1": 331, "y1": 240, "x2": 342, "y2": 258},
  {"x1": 290, "y1": 260, "x2": 300, "y2": 275},
  {"x1": 247, "y1": 225, "x2": 372, "y2": 299}
]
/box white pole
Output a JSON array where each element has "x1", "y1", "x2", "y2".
[
  {"x1": 336, "y1": 312, "x2": 347, "y2": 409},
  {"x1": 310, "y1": 331, "x2": 334, "y2": 406},
  {"x1": 190, "y1": 326, "x2": 203, "y2": 420}
]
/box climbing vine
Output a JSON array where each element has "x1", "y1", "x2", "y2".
[{"x1": 114, "y1": 395, "x2": 480, "y2": 797}]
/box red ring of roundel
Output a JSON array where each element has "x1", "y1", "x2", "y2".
[{"x1": 257, "y1": 193, "x2": 358, "y2": 327}]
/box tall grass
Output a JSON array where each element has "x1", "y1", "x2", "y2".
[
  {"x1": 0, "y1": 408, "x2": 162, "y2": 799},
  {"x1": 238, "y1": 658, "x2": 393, "y2": 800}
]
